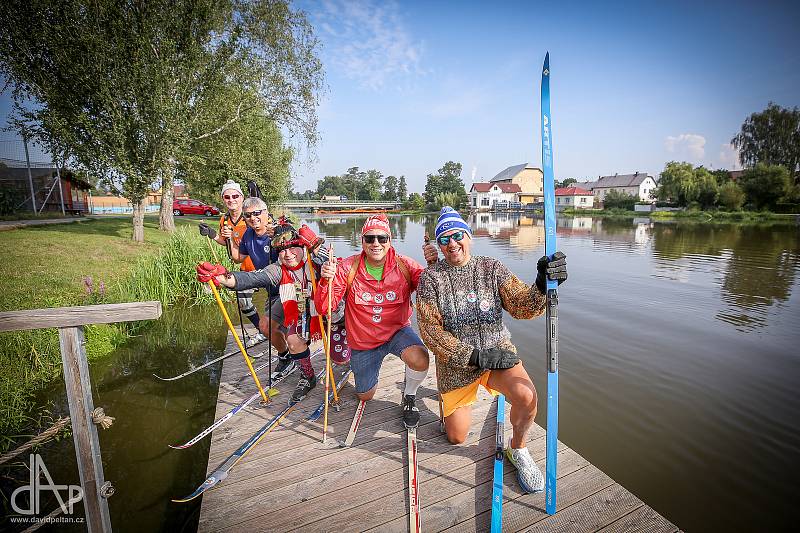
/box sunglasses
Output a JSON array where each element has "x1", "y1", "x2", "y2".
[
  {"x1": 437, "y1": 230, "x2": 467, "y2": 246},
  {"x1": 363, "y1": 234, "x2": 389, "y2": 244},
  {"x1": 223, "y1": 194, "x2": 241, "y2": 200},
  {"x1": 243, "y1": 209, "x2": 265, "y2": 218}
]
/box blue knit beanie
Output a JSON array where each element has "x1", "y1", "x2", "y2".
[{"x1": 434, "y1": 206, "x2": 472, "y2": 240}]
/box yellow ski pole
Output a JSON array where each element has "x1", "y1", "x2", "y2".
[
  {"x1": 322, "y1": 245, "x2": 336, "y2": 443},
  {"x1": 207, "y1": 280, "x2": 270, "y2": 403}
]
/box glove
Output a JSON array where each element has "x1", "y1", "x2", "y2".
[
  {"x1": 535, "y1": 251, "x2": 567, "y2": 293},
  {"x1": 298, "y1": 224, "x2": 324, "y2": 250},
  {"x1": 469, "y1": 347, "x2": 519, "y2": 370},
  {"x1": 198, "y1": 223, "x2": 217, "y2": 240},
  {"x1": 196, "y1": 262, "x2": 228, "y2": 286}
]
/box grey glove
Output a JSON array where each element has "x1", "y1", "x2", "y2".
[
  {"x1": 469, "y1": 347, "x2": 519, "y2": 370},
  {"x1": 535, "y1": 251, "x2": 567, "y2": 293},
  {"x1": 198, "y1": 222, "x2": 217, "y2": 240}
]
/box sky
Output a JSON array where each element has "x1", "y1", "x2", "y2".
[
  {"x1": 289, "y1": 0, "x2": 800, "y2": 192},
  {"x1": 2, "y1": 0, "x2": 798, "y2": 194}
]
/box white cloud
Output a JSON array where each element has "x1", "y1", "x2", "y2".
[
  {"x1": 309, "y1": 0, "x2": 424, "y2": 90},
  {"x1": 717, "y1": 143, "x2": 740, "y2": 170},
  {"x1": 664, "y1": 133, "x2": 706, "y2": 161}
]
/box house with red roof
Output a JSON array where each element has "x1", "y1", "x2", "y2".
[
  {"x1": 469, "y1": 163, "x2": 544, "y2": 210},
  {"x1": 469, "y1": 181, "x2": 522, "y2": 210},
  {"x1": 555, "y1": 186, "x2": 594, "y2": 211}
]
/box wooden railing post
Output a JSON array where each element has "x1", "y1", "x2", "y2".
[
  {"x1": 0, "y1": 301, "x2": 162, "y2": 533},
  {"x1": 59, "y1": 326, "x2": 112, "y2": 533}
]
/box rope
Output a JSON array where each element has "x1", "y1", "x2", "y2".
[
  {"x1": 91, "y1": 407, "x2": 115, "y2": 430},
  {"x1": 0, "y1": 417, "x2": 71, "y2": 466},
  {"x1": 0, "y1": 408, "x2": 113, "y2": 466}
]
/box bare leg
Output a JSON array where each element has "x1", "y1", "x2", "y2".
[{"x1": 486, "y1": 363, "x2": 537, "y2": 449}]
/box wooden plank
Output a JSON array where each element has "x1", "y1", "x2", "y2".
[
  {"x1": 59, "y1": 326, "x2": 112, "y2": 533},
  {"x1": 597, "y1": 504, "x2": 680, "y2": 533},
  {"x1": 441, "y1": 445, "x2": 588, "y2": 533},
  {"x1": 0, "y1": 301, "x2": 162, "y2": 331},
  {"x1": 206, "y1": 396, "x2": 498, "y2": 533},
  {"x1": 519, "y1": 484, "x2": 649, "y2": 533}
]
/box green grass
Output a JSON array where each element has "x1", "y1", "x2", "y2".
[{"x1": 0, "y1": 216, "x2": 231, "y2": 450}]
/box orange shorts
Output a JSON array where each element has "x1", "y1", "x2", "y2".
[{"x1": 440, "y1": 370, "x2": 499, "y2": 418}]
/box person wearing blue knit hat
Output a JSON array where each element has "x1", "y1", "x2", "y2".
[{"x1": 417, "y1": 205, "x2": 568, "y2": 495}]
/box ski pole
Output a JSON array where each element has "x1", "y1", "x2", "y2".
[
  {"x1": 307, "y1": 245, "x2": 339, "y2": 406},
  {"x1": 207, "y1": 280, "x2": 270, "y2": 403},
  {"x1": 322, "y1": 245, "x2": 336, "y2": 443}
]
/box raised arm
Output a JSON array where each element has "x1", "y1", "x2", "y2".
[{"x1": 314, "y1": 256, "x2": 350, "y2": 315}]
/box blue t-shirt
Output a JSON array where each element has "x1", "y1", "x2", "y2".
[{"x1": 239, "y1": 228, "x2": 278, "y2": 270}]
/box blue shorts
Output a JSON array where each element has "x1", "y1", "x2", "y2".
[{"x1": 350, "y1": 325, "x2": 424, "y2": 394}]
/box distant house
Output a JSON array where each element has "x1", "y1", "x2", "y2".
[
  {"x1": 469, "y1": 182, "x2": 521, "y2": 209},
  {"x1": 555, "y1": 186, "x2": 594, "y2": 211},
  {"x1": 489, "y1": 163, "x2": 543, "y2": 204},
  {"x1": 582, "y1": 172, "x2": 657, "y2": 203},
  {"x1": 0, "y1": 162, "x2": 91, "y2": 214},
  {"x1": 469, "y1": 163, "x2": 544, "y2": 209}
]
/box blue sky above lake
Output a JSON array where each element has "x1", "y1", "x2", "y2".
[
  {"x1": 2, "y1": 0, "x2": 798, "y2": 194},
  {"x1": 291, "y1": 0, "x2": 800, "y2": 191}
]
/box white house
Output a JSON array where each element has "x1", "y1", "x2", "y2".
[
  {"x1": 469, "y1": 182, "x2": 521, "y2": 210},
  {"x1": 555, "y1": 186, "x2": 594, "y2": 211},
  {"x1": 581, "y1": 172, "x2": 657, "y2": 203}
]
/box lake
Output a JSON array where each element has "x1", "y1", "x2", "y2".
[{"x1": 15, "y1": 212, "x2": 799, "y2": 532}]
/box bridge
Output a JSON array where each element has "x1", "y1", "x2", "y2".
[{"x1": 282, "y1": 200, "x2": 400, "y2": 211}]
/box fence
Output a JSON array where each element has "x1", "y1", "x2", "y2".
[{"x1": 0, "y1": 302, "x2": 162, "y2": 533}]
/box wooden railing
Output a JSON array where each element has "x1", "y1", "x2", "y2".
[{"x1": 0, "y1": 301, "x2": 162, "y2": 533}]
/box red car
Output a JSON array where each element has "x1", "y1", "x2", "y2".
[{"x1": 172, "y1": 198, "x2": 220, "y2": 217}]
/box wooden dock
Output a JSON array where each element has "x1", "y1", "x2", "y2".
[{"x1": 196, "y1": 331, "x2": 681, "y2": 532}]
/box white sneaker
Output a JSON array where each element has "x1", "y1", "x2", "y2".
[
  {"x1": 246, "y1": 332, "x2": 267, "y2": 349},
  {"x1": 505, "y1": 447, "x2": 545, "y2": 494}
]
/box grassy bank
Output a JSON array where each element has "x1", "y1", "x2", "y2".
[
  {"x1": 0, "y1": 216, "x2": 232, "y2": 449},
  {"x1": 561, "y1": 207, "x2": 796, "y2": 222}
]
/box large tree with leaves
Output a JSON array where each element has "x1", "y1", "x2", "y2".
[
  {"x1": 0, "y1": 0, "x2": 323, "y2": 241},
  {"x1": 424, "y1": 161, "x2": 467, "y2": 207},
  {"x1": 732, "y1": 102, "x2": 800, "y2": 184}
]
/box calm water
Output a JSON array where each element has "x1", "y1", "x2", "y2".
[{"x1": 11, "y1": 213, "x2": 799, "y2": 532}]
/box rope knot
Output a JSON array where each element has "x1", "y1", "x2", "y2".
[{"x1": 91, "y1": 407, "x2": 115, "y2": 430}]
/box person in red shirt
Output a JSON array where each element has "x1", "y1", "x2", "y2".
[{"x1": 315, "y1": 214, "x2": 430, "y2": 428}]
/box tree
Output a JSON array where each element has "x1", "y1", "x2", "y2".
[
  {"x1": 737, "y1": 163, "x2": 791, "y2": 210},
  {"x1": 0, "y1": 0, "x2": 323, "y2": 241},
  {"x1": 424, "y1": 161, "x2": 467, "y2": 207},
  {"x1": 556, "y1": 177, "x2": 577, "y2": 188},
  {"x1": 693, "y1": 167, "x2": 719, "y2": 209},
  {"x1": 732, "y1": 102, "x2": 800, "y2": 184},
  {"x1": 404, "y1": 192, "x2": 425, "y2": 210},
  {"x1": 602, "y1": 190, "x2": 638, "y2": 210},
  {"x1": 655, "y1": 162, "x2": 696, "y2": 206},
  {"x1": 718, "y1": 181, "x2": 745, "y2": 211},
  {"x1": 363, "y1": 170, "x2": 382, "y2": 201},
  {"x1": 383, "y1": 175, "x2": 398, "y2": 201},
  {"x1": 398, "y1": 176, "x2": 408, "y2": 202}
]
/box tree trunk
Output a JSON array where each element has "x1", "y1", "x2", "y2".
[
  {"x1": 159, "y1": 164, "x2": 175, "y2": 232},
  {"x1": 132, "y1": 198, "x2": 146, "y2": 243}
]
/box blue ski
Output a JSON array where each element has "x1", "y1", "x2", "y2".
[
  {"x1": 307, "y1": 369, "x2": 352, "y2": 421},
  {"x1": 490, "y1": 394, "x2": 505, "y2": 533},
  {"x1": 541, "y1": 51, "x2": 559, "y2": 516}
]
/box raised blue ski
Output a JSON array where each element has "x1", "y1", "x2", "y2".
[{"x1": 541, "y1": 51, "x2": 560, "y2": 515}]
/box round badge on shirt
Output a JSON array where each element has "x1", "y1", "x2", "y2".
[
  {"x1": 333, "y1": 334, "x2": 340, "y2": 341},
  {"x1": 361, "y1": 292, "x2": 372, "y2": 302},
  {"x1": 374, "y1": 293, "x2": 384, "y2": 304},
  {"x1": 386, "y1": 291, "x2": 397, "y2": 301},
  {"x1": 479, "y1": 299, "x2": 492, "y2": 312},
  {"x1": 372, "y1": 306, "x2": 383, "y2": 314},
  {"x1": 372, "y1": 315, "x2": 381, "y2": 323},
  {"x1": 467, "y1": 292, "x2": 478, "y2": 303}
]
